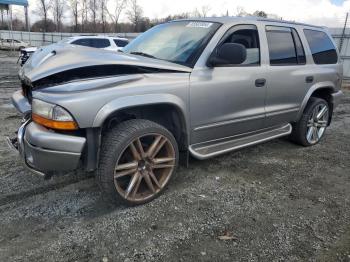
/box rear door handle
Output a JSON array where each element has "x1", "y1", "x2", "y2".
[
  {"x1": 306, "y1": 76, "x2": 314, "y2": 83},
  {"x1": 255, "y1": 78, "x2": 266, "y2": 87}
]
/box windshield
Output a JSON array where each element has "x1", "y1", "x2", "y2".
[{"x1": 124, "y1": 21, "x2": 221, "y2": 66}]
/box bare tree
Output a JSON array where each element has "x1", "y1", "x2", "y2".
[
  {"x1": 80, "y1": 0, "x2": 88, "y2": 32},
  {"x1": 53, "y1": 0, "x2": 66, "y2": 31},
  {"x1": 126, "y1": 0, "x2": 143, "y2": 32},
  {"x1": 89, "y1": 0, "x2": 98, "y2": 32},
  {"x1": 192, "y1": 5, "x2": 211, "y2": 18},
  {"x1": 34, "y1": 0, "x2": 52, "y2": 33},
  {"x1": 253, "y1": 10, "x2": 268, "y2": 18},
  {"x1": 236, "y1": 6, "x2": 248, "y2": 16},
  {"x1": 108, "y1": 0, "x2": 127, "y2": 32},
  {"x1": 100, "y1": 0, "x2": 108, "y2": 33},
  {"x1": 69, "y1": 0, "x2": 79, "y2": 32},
  {"x1": 200, "y1": 5, "x2": 211, "y2": 17}
]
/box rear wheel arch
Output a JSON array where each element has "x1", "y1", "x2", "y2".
[{"x1": 297, "y1": 85, "x2": 335, "y2": 124}]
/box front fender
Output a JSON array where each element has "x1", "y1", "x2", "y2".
[
  {"x1": 93, "y1": 93, "x2": 189, "y2": 132},
  {"x1": 296, "y1": 81, "x2": 336, "y2": 120}
]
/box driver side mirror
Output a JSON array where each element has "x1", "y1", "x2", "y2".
[{"x1": 207, "y1": 43, "x2": 247, "y2": 67}]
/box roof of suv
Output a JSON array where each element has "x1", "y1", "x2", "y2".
[{"x1": 175, "y1": 16, "x2": 324, "y2": 30}]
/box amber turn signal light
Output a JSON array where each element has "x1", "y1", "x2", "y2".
[{"x1": 32, "y1": 113, "x2": 78, "y2": 130}]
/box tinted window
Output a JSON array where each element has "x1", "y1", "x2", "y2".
[
  {"x1": 222, "y1": 25, "x2": 260, "y2": 65},
  {"x1": 266, "y1": 27, "x2": 298, "y2": 65},
  {"x1": 292, "y1": 29, "x2": 306, "y2": 64},
  {"x1": 114, "y1": 39, "x2": 129, "y2": 47},
  {"x1": 71, "y1": 38, "x2": 92, "y2": 47},
  {"x1": 91, "y1": 38, "x2": 110, "y2": 48},
  {"x1": 304, "y1": 29, "x2": 338, "y2": 64}
]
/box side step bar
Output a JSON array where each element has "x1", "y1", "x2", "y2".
[{"x1": 189, "y1": 124, "x2": 292, "y2": 160}]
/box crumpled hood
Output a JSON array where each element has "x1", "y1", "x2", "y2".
[{"x1": 20, "y1": 44, "x2": 192, "y2": 83}]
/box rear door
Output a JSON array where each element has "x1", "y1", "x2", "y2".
[
  {"x1": 264, "y1": 25, "x2": 310, "y2": 127},
  {"x1": 90, "y1": 38, "x2": 111, "y2": 49}
]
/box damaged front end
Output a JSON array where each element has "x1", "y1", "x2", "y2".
[
  {"x1": 9, "y1": 45, "x2": 191, "y2": 178},
  {"x1": 6, "y1": 118, "x2": 48, "y2": 178}
]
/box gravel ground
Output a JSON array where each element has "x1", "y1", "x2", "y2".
[{"x1": 0, "y1": 50, "x2": 350, "y2": 262}]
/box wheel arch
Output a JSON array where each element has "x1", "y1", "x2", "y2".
[
  {"x1": 93, "y1": 94, "x2": 190, "y2": 150},
  {"x1": 296, "y1": 82, "x2": 336, "y2": 123}
]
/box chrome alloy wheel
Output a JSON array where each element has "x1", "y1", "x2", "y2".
[
  {"x1": 113, "y1": 134, "x2": 176, "y2": 203},
  {"x1": 306, "y1": 103, "x2": 329, "y2": 144}
]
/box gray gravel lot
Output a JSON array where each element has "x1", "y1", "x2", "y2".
[{"x1": 0, "y1": 50, "x2": 349, "y2": 262}]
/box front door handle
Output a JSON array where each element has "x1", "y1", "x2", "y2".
[
  {"x1": 306, "y1": 76, "x2": 314, "y2": 83},
  {"x1": 255, "y1": 78, "x2": 266, "y2": 87}
]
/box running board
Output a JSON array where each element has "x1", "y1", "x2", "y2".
[{"x1": 189, "y1": 124, "x2": 292, "y2": 160}]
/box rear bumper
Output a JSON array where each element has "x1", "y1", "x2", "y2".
[
  {"x1": 331, "y1": 90, "x2": 344, "y2": 109},
  {"x1": 8, "y1": 120, "x2": 86, "y2": 176}
]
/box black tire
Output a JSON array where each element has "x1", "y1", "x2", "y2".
[
  {"x1": 290, "y1": 97, "x2": 330, "y2": 146},
  {"x1": 96, "y1": 119, "x2": 179, "y2": 206}
]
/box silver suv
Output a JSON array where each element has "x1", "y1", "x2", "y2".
[{"x1": 9, "y1": 17, "x2": 344, "y2": 205}]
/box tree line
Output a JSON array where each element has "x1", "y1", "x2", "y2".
[{"x1": 0, "y1": 0, "x2": 273, "y2": 34}]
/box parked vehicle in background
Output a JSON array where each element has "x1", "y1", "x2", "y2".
[
  {"x1": 17, "y1": 35, "x2": 129, "y2": 66},
  {"x1": 18, "y1": 47, "x2": 37, "y2": 66},
  {"x1": 61, "y1": 35, "x2": 129, "y2": 51},
  {"x1": 0, "y1": 39, "x2": 29, "y2": 50},
  {"x1": 8, "y1": 17, "x2": 343, "y2": 206}
]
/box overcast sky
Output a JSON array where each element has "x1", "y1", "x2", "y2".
[{"x1": 11, "y1": 0, "x2": 350, "y2": 28}]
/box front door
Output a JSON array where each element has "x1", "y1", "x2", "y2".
[{"x1": 190, "y1": 24, "x2": 267, "y2": 145}]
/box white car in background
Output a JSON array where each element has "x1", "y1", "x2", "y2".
[
  {"x1": 19, "y1": 35, "x2": 130, "y2": 66},
  {"x1": 0, "y1": 39, "x2": 29, "y2": 50},
  {"x1": 61, "y1": 35, "x2": 130, "y2": 51}
]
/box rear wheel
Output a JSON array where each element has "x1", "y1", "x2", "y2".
[
  {"x1": 290, "y1": 97, "x2": 330, "y2": 146},
  {"x1": 96, "y1": 119, "x2": 179, "y2": 205}
]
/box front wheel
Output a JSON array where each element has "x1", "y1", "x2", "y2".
[
  {"x1": 290, "y1": 97, "x2": 330, "y2": 146},
  {"x1": 96, "y1": 119, "x2": 179, "y2": 206}
]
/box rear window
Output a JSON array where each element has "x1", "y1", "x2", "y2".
[
  {"x1": 266, "y1": 26, "x2": 306, "y2": 66},
  {"x1": 304, "y1": 29, "x2": 338, "y2": 64},
  {"x1": 114, "y1": 39, "x2": 129, "y2": 47}
]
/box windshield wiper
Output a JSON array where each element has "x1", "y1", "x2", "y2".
[{"x1": 130, "y1": 51, "x2": 157, "y2": 59}]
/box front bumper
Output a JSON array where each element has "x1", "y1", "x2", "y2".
[{"x1": 7, "y1": 120, "x2": 86, "y2": 176}]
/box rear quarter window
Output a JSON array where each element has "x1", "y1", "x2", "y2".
[
  {"x1": 303, "y1": 29, "x2": 338, "y2": 64},
  {"x1": 114, "y1": 39, "x2": 129, "y2": 47}
]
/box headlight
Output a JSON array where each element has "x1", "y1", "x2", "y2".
[{"x1": 31, "y1": 99, "x2": 78, "y2": 130}]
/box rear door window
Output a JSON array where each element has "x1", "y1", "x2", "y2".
[
  {"x1": 304, "y1": 29, "x2": 338, "y2": 64},
  {"x1": 71, "y1": 38, "x2": 92, "y2": 47},
  {"x1": 91, "y1": 38, "x2": 111, "y2": 48},
  {"x1": 266, "y1": 26, "x2": 305, "y2": 66}
]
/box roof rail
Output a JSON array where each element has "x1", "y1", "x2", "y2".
[{"x1": 257, "y1": 18, "x2": 324, "y2": 29}]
